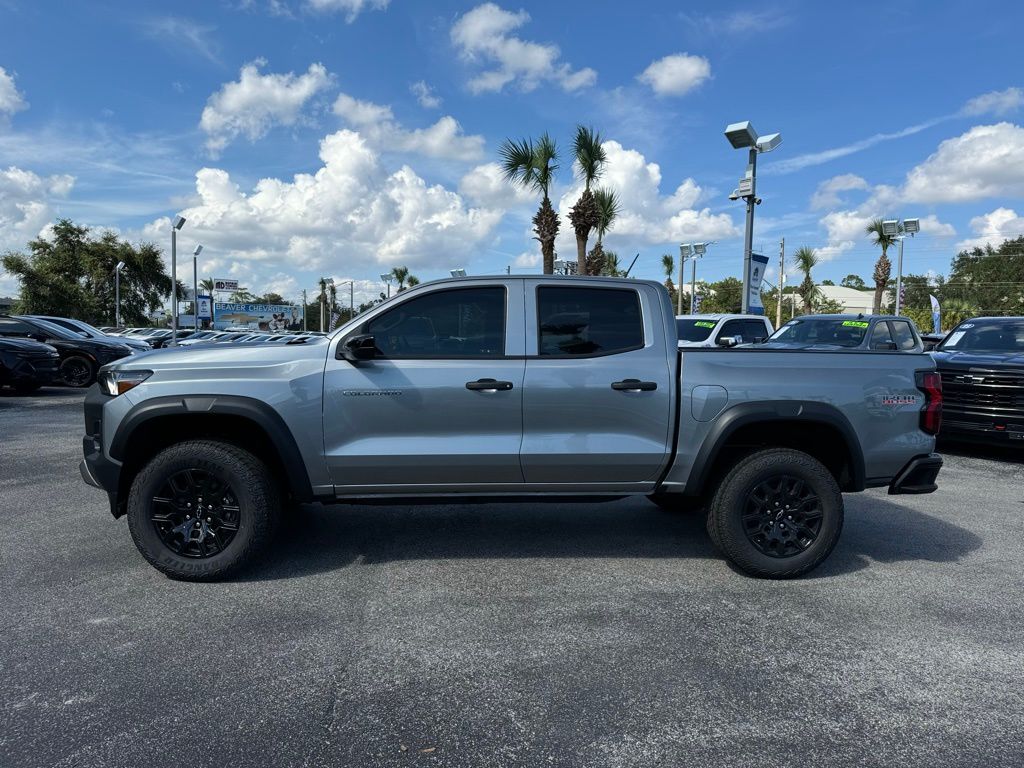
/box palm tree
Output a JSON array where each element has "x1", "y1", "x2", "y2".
[
  {"x1": 585, "y1": 188, "x2": 620, "y2": 275},
  {"x1": 568, "y1": 125, "x2": 607, "y2": 276},
  {"x1": 602, "y1": 252, "x2": 623, "y2": 277},
  {"x1": 866, "y1": 218, "x2": 899, "y2": 314},
  {"x1": 661, "y1": 253, "x2": 678, "y2": 311},
  {"x1": 499, "y1": 133, "x2": 559, "y2": 274},
  {"x1": 793, "y1": 246, "x2": 819, "y2": 313},
  {"x1": 390, "y1": 266, "x2": 418, "y2": 292},
  {"x1": 200, "y1": 278, "x2": 215, "y2": 294}
]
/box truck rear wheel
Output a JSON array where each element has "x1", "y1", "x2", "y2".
[
  {"x1": 707, "y1": 448, "x2": 843, "y2": 579},
  {"x1": 126, "y1": 440, "x2": 280, "y2": 581}
]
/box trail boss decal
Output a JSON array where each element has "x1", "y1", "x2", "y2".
[{"x1": 881, "y1": 394, "x2": 918, "y2": 406}]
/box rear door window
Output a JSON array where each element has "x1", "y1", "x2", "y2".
[
  {"x1": 891, "y1": 321, "x2": 918, "y2": 350},
  {"x1": 870, "y1": 321, "x2": 895, "y2": 349},
  {"x1": 537, "y1": 286, "x2": 643, "y2": 356}
]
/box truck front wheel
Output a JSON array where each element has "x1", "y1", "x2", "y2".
[
  {"x1": 126, "y1": 440, "x2": 280, "y2": 581},
  {"x1": 707, "y1": 448, "x2": 843, "y2": 579}
]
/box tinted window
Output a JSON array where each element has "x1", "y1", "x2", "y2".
[
  {"x1": 744, "y1": 320, "x2": 770, "y2": 342},
  {"x1": 676, "y1": 318, "x2": 717, "y2": 342},
  {"x1": 870, "y1": 321, "x2": 895, "y2": 349},
  {"x1": 891, "y1": 321, "x2": 918, "y2": 350},
  {"x1": 538, "y1": 286, "x2": 643, "y2": 356},
  {"x1": 364, "y1": 287, "x2": 506, "y2": 358},
  {"x1": 717, "y1": 319, "x2": 746, "y2": 343},
  {"x1": 0, "y1": 317, "x2": 35, "y2": 335},
  {"x1": 770, "y1": 318, "x2": 868, "y2": 347}
]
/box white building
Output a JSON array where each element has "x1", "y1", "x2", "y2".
[{"x1": 814, "y1": 284, "x2": 887, "y2": 314}]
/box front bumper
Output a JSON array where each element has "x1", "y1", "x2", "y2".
[
  {"x1": 888, "y1": 453, "x2": 943, "y2": 495},
  {"x1": 941, "y1": 417, "x2": 1024, "y2": 443},
  {"x1": 81, "y1": 384, "x2": 123, "y2": 516}
]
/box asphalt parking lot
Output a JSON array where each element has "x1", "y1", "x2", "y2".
[{"x1": 2, "y1": 388, "x2": 1023, "y2": 768}]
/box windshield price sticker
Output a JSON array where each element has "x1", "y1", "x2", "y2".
[
  {"x1": 842, "y1": 321, "x2": 869, "y2": 328},
  {"x1": 694, "y1": 321, "x2": 716, "y2": 328},
  {"x1": 945, "y1": 331, "x2": 966, "y2": 346}
]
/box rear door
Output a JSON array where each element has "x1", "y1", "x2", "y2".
[
  {"x1": 520, "y1": 282, "x2": 673, "y2": 487},
  {"x1": 323, "y1": 281, "x2": 526, "y2": 490}
]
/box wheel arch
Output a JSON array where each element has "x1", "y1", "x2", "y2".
[
  {"x1": 109, "y1": 395, "x2": 313, "y2": 518},
  {"x1": 681, "y1": 401, "x2": 865, "y2": 497}
]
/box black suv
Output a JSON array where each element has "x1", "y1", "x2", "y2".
[
  {"x1": 0, "y1": 315, "x2": 134, "y2": 387},
  {"x1": 931, "y1": 316, "x2": 1024, "y2": 444},
  {"x1": 0, "y1": 337, "x2": 60, "y2": 393}
]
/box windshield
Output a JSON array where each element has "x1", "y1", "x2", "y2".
[
  {"x1": 938, "y1": 319, "x2": 1024, "y2": 353},
  {"x1": 676, "y1": 318, "x2": 717, "y2": 342},
  {"x1": 768, "y1": 318, "x2": 868, "y2": 347}
]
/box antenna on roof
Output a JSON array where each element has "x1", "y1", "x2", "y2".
[{"x1": 623, "y1": 253, "x2": 640, "y2": 277}]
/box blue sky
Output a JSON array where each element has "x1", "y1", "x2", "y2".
[{"x1": 1, "y1": 0, "x2": 1023, "y2": 305}]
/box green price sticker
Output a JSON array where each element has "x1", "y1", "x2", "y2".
[
  {"x1": 694, "y1": 321, "x2": 716, "y2": 328},
  {"x1": 842, "y1": 321, "x2": 869, "y2": 328}
]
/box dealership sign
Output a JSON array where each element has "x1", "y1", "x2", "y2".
[
  {"x1": 213, "y1": 278, "x2": 239, "y2": 291},
  {"x1": 213, "y1": 303, "x2": 304, "y2": 331}
]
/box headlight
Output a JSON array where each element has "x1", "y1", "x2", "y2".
[{"x1": 98, "y1": 369, "x2": 152, "y2": 396}]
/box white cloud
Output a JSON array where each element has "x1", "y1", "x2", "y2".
[
  {"x1": 141, "y1": 130, "x2": 502, "y2": 278},
  {"x1": 410, "y1": 81, "x2": 442, "y2": 109},
  {"x1": 0, "y1": 167, "x2": 75, "y2": 295},
  {"x1": 513, "y1": 251, "x2": 539, "y2": 268},
  {"x1": 816, "y1": 209, "x2": 953, "y2": 264},
  {"x1": 961, "y1": 87, "x2": 1023, "y2": 117},
  {"x1": 450, "y1": 3, "x2": 597, "y2": 94},
  {"x1": 0, "y1": 66, "x2": 27, "y2": 119},
  {"x1": 902, "y1": 122, "x2": 1024, "y2": 203},
  {"x1": 458, "y1": 162, "x2": 534, "y2": 209},
  {"x1": 306, "y1": 0, "x2": 389, "y2": 22},
  {"x1": 555, "y1": 140, "x2": 737, "y2": 251},
  {"x1": 141, "y1": 17, "x2": 220, "y2": 64},
  {"x1": 637, "y1": 53, "x2": 711, "y2": 97},
  {"x1": 810, "y1": 174, "x2": 868, "y2": 210},
  {"x1": 956, "y1": 207, "x2": 1024, "y2": 251},
  {"x1": 680, "y1": 9, "x2": 791, "y2": 36},
  {"x1": 332, "y1": 93, "x2": 485, "y2": 161},
  {"x1": 199, "y1": 61, "x2": 333, "y2": 155}
]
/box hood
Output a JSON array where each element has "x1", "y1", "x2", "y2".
[
  {"x1": 932, "y1": 350, "x2": 1024, "y2": 369},
  {"x1": 109, "y1": 336, "x2": 328, "y2": 371},
  {"x1": 0, "y1": 336, "x2": 58, "y2": 353}
]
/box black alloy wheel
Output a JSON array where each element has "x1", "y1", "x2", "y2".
[
  {"x1": 59, "y1": 356, "x2": 93, "y2": 387},
  {"x1": 150, "y1": 468, "x2": 241, "y2": 558},
  {"x1": 742, "y1": 475, "x2": 823, "y2": 558}
]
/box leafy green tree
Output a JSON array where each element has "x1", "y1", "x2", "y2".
[
  {"x1": 600, "y1": 251, "x2": 624, "y2": 277},
  {"x1": 866, "y1": 218, "x2": 898, "y2": 314},
  {"x1": 500, "y1": 133, "x2": 559, "y2": 274},
  {"x1": 1, "y1": 219, "x2": 171, "y2": 325},
  {"x1": 702, "y1": 277, "x2": 743, "y2": 313},
  {"x1": 815, "y1": 296, "x2": 845, "y2": 314},
  {"x1": 938, "y1": 298, "x2": 980, "y2": 329},
  {"x1": 793, "y1": 246, "x2": 819, "y2": 313},
  {"x1": 256, "y1": 292, "x2": 285, "y2": 304},
  {"x1": 568, "y1": 126, "x2": 607, "y2": 276},
  {"x1": 943, "y1": 236, "x2": 1024, "y2": 316},
  {"x1": 840, "y1": 273, "x2": 866, "y2": 290},
  {"x1": 585, "y1": 187, "x2": 620, "y2": 275},
  {"x1": 821, "y1": 279, "x2": 835, "y2": 286}
]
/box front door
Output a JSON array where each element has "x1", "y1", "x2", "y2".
[
  {"x1": 520, "y1": 282, "x2": 674, "y2": 487},
  {"x1": 323, "y1": 282, "x2": 525, "y2": 491}
]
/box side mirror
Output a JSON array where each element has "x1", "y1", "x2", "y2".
[
  {"x1": 717, "y1": 335, "x2": 742, "y2": 348},
  {"x1": 753, "y1": 336, "x2": 766, "y2": 344},
  {"x1": 340, "y1": 334, "x2": 376, "y2": 362}
]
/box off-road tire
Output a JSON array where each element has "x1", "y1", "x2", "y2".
[
  {"x1": 707, "y1": 448, "x2": 843, "y2": 579},
  {"x1": 127, "y1": 440, "x2": 280, "y2": 581}
]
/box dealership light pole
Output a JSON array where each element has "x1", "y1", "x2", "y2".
[
  {"x1": 882, "y1": 217, "x2": 920, "y2": 316},
  {"x1": 724, "y1": 122, "x2": 782, "y2": 313},
  {"x1": 192, "y1": 244, "x2": 203, "y2": 332},
  {"x1": 302, "y1": 289, "x2": 308, "y2": 331},
  {"x1": 680, "y1": 242, "x2": 709, "y2": 314},
  {"x1": 336, "y1": 280, "x2": 356, "y2": 323},
  {"x1": 114, "y1": 261, "x2": 126, "y2": 327},
  {"x1": 170, "y1": 215, "x2": 186, "y2": 345}
]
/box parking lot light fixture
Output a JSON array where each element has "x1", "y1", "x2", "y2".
[
  {"x1": 192, "y1": 245, "x2": 203, "y2": 331},
  {"x1": 450, "y1": 268, "x2": 467, "y2": 278},
  {"x1": 724, "y1": 121, "x2": 782, "y2": 313},
  {"x1": 885, "y1": 218, "x2": 919, "y2": 316},
  {"x1": 170, "y1": 216, "x2": 186, "y2": 345},
  {"x1": 380, "y1": 273, "x2": 394, "y2": 298},
  {"x1": 115, "y1": 261, "x2": 126, "y2": 327}
]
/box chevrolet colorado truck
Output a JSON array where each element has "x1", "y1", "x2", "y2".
[{"x1": 80, "y1": 276, "x2": 943, "y2": 581}]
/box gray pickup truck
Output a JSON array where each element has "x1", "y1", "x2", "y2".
[{"x1": 80, "y1": 276, "x2": 943, "y2": 581}]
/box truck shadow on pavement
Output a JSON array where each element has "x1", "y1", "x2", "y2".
[
  {"x1": 243, "y1": 494, "x2": 982, "y2": 582},
  {"x1": 937, "y1": 438, "x2": 1024, "y2": 465}
]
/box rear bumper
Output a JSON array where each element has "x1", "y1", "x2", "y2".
[{"x1": 888, "y1": 453, "x2": 943, "y2": 495}]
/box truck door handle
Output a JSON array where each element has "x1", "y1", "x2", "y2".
[
  {"x1": 611, "y1": 379, "x2": 657, "y2": 392},
  {"x1": 466, "y1": 378, "x2": 514, "y2": 391}
]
